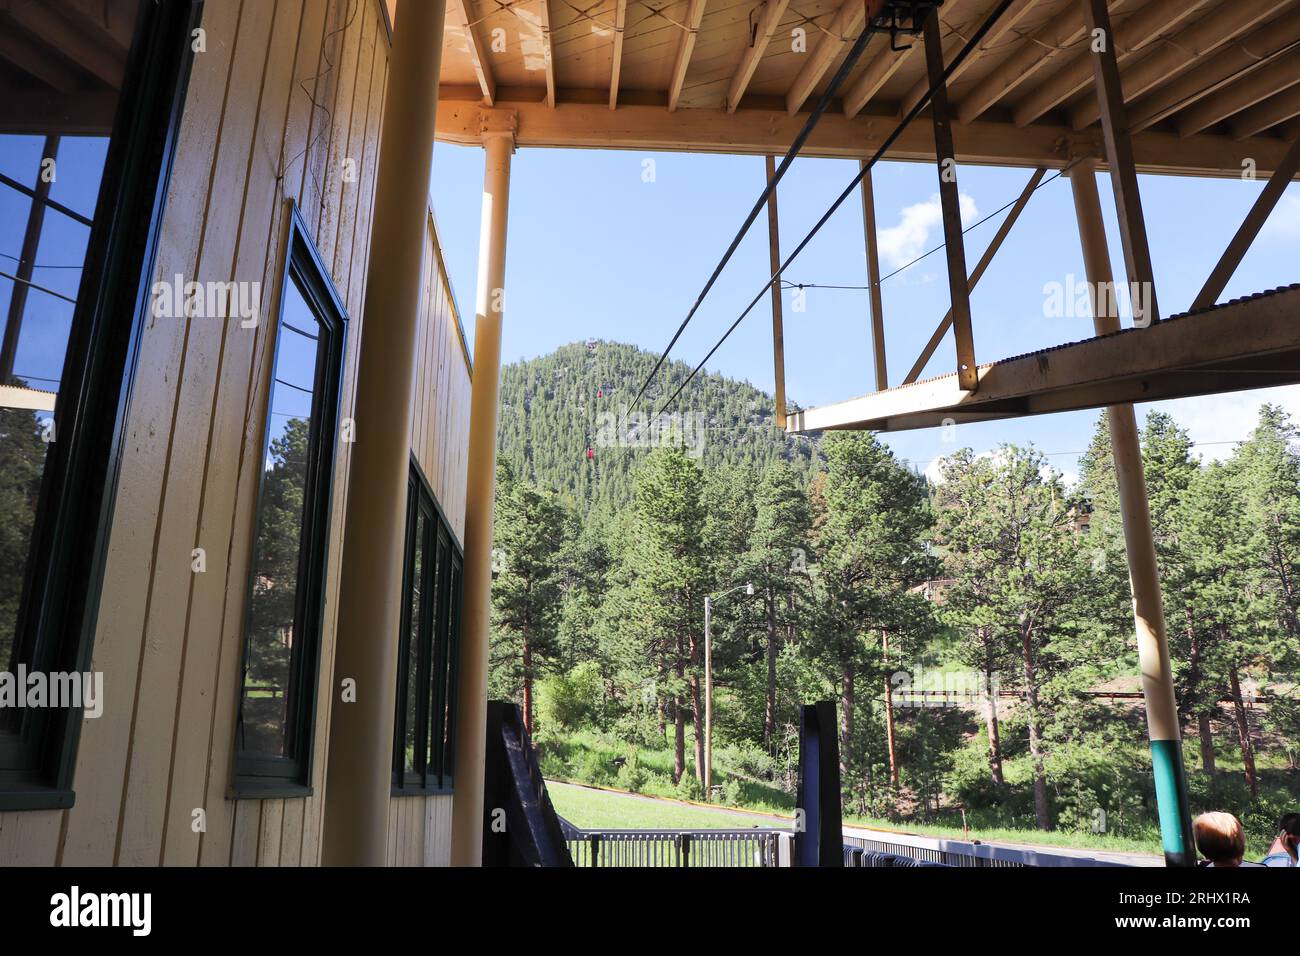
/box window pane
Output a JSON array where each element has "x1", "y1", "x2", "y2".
[
  {"x1": 442, "y1": 559, "x2": 462, "y2": 784},
  {"x1": 403, "y1": 512, "x2": 427, "y2": 776},
  {"x1": 1, "y1": 0, "x2": 139, "y2": 711},
  {"x1": 239, "y1": 275, "x2": 321, "y2": 760}
]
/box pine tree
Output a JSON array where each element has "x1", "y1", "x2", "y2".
[
  {"x1": 807, "y1": 432, "x2": 935, "y2": 794},
  {"x1": 741, "y1": 462, "x2": 812, "y2": 750},
  {"x1": 490, "y1": 462, "x2": 566, "y2": 733},
  {"x1": 934, "y1": 445, "x2": 1096, "y2": 830}
]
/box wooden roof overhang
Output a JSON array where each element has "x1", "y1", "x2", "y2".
[
  {"x1": 396, "y1": 0, "x2": 1300, "y2": 434},
  {"x1": 417, "y1": 0, "x2": 1300, "y2": 177}
]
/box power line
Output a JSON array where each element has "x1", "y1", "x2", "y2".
[
  {"x1": 656, "y1": 0, "x2": 1019, "y2": 419},
  {"x1": 777, "y1": 165, "x2": 1070, "y2": 294},
  {"x1": 627, "y1": 6, "x2": 887, "y2": 417}
]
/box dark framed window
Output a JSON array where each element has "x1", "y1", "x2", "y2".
[
  {"x1": 0, "y1": 0, "x2": 202, "y2": 809},
  {"x1": 392, "y1": 460, "x2": 463, "y2": 795},
  {"x1": 233, "y1": 205, "x2": 347, "y2": 795}
]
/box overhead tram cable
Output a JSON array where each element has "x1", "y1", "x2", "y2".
[
  {"x1": 654, "y1": 0, "x2": 1020, "y2": 418},
  {"x1": 627, "y1": 0, "x2": 911, "y2": 420}
]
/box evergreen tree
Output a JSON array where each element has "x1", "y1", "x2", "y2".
[{"x1": 490, "y1": 462, "x2": 567, "y2": 733}]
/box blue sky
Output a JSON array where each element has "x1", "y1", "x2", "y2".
[{"x1": 430, "y1": 142, "x2": 1300, "y2": 485}]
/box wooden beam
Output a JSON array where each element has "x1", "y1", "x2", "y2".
[
  {"x1": 450, "y1": 0, "x2": 495, "y2": 105},
  {"x1": 1192, "y1": 135, "x2": 1300, "y2": 310},
  {"x1": 1178, "y1": 57, "x2": 1300, "y2": 138},
  {"x1": 925, "y1": 10, "x2": 977, "y2": 391},
  {"x1": 0, "y1": 90, "x2": 116, "y2": 134},
  {"x1": 1233, "y1": 84, "x2": 1300, "y2": 140},
  {"x1": 4, "y1": 2, "x2": 126, "y2": 87},
  {"x1": 726, "y1": 0, "x2": 789, "y2": 113},
  {"x1": 1082, "y1": 0, "x2": 1159, "y2": 328},
  {"x1": 668, "y1": 0, "x2": 708, "y2": 112},
  {"x1": 903, "y1": 167, "x2": 1045, "y2": 385},
  {"x1": 1070, "y1": 0, "x2": 1280, "y2": 131},
  {"x1": 954, "y1": 0, "x2": 1108, "y2": 126},
  {"x1": 786, "y1": 0, "x2": 865, "y2": 115},
  {"x1": 765, "y1": 156, "x2": 788, "y2": 426},
  {"x1": 1125, "y1": 6, "x2": 1300, "y2": 134},
  {"x1": 0, "y1": 25, "x2": 79, "y2": 91},
  {"x1": 787, "y1": 286, "x2": 1300, "y2": 434},
  {"x1": 1013, "y1": 0, "x2": 1207, "y2": 128},
  {"x1": 842, "y1": 46, "x2": 909, "y2": 119},
  {"x1": 858, "y1": 161, "x2": 887, "y2": 391},
  {"x1": 434, "y1": 93, "x2": 1300, "y2": 177},
  {"x1": 539, "y1": 0, "x2": 556, "y2": 108},
  {"x1": 609, "y1": 0, "x2": 627, "y2": 110},
  {"x1": 898, "y1": 0, "x2": 1032, "y2": 120}
]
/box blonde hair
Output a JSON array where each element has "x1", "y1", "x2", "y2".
[{"x1": 1194, "y1": 812, "x2": 1245, "y2": 865}]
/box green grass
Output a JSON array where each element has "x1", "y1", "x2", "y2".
[{"x1": 548, "y1": 781, "x2": 785, "y2": 830}]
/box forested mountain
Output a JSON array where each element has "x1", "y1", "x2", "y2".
[{"x1": 496, "y1": 341, "x2": 821, "y2": 512}]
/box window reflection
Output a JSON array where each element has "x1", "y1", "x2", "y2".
[
  {"x1": 238, "y1": 276, "x2": 321, "y2": 759},
  {"x1": 1, "y1": 23, "x2": 125, "y2": 695}
]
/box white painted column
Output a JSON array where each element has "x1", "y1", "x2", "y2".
[{"x1": 450, "y1": 112, "x2": 515, "y2": 866}]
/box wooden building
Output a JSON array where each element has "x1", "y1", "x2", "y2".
[{"x1": 0, "y1": 0, "x2": 1296, "y2": 867}]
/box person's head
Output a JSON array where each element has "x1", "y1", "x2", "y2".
[
  {"x1": 1194, "y1": 812, "x2": 1245, "y2": 867},
  {"x1": 1274, "y1": 813, "x2": 1300, "y2": 860}
]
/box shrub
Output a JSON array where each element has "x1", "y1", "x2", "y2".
[{"x1": 537, "y1": 660, "x2": 604, "y2": 731}]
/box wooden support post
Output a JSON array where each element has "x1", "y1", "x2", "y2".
[
  {"x1": 858, "y1": 160, "x2": 887, "y2": 392},
  {"x1": 904, "y1": 167, "x2": 1045, "y2": 385},
  {"x1": 322, "y1": 0, "x2": 447, "y2": 867},
  {"x1": 923, "y1": 9, "x2": 977, "y2": 391},
  {"x1": 765, "y1": 156, "x2": 787, "y2": 427},
  {"x1": 450, "y1": 111, "x2": 516, "y2": 866},
  {"x1": 1080, "y1": 0, "x2": 1159, "y2": 328},
  {"x1": 1070, "y1": 159, "x2": 1195, "y2": 868},
  {"x1": 1193, "y1": 135, "x2": 1300, "y2": 311}
]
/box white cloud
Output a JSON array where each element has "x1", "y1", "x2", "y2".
[
  {"x1": 1149, "y1": 384, "x2": 1300, "y2": 462},
  {"x1": 878, "y1": 193, "x2": 979, "y2": 269}
]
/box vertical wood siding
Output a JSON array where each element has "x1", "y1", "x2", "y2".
[
  {"x1": 385, "y1": 209, "x2": 472, "y2": 866},
  {"x1": 0, "y1": 0, "x2": 471, "y2": 868}
]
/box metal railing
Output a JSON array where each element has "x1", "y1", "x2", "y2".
[
  {"x1": 842, "y1": 825, "x2": 1140, "y2": 867},
  {"x1": 560, "y1": 818, "x2": 780, "y2": 867}
]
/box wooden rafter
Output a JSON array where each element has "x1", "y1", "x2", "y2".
[
  {"x1": 1125, "y1": 6, "x2": 1300, "y2": 134},
  {"x1": 1233, "y1": 84, "x2": 1300, "y2": 140},
  {"x1": 842, "y1": 41, "x2": 912, "y2": 119},
  {"x1": 897, "y1": 0, "x2": 1032, "y2": 120},
  {"x1": 1013, "y1": 0, "x2": 1208, "y2": 128},
  {"x1": 668, "y1": 0, "x2": 709, "y2": 112},
  {"x1": 726, "y1": 0, "x2": 790, "y2": 113},
  {"x1": 953, "y1": 0, "x2": 1120, "y2": 126},
  {"x1": 609, "y1": 0, "x2": 628, "y2": 110},
  {"x1": 539, "y1": 0, "x2": 556, "y2": 108},
  {"x1": 4, "y1": 1, "x2": 125, "y2": 87},
  {"x1": 450, "y1": 0, "x2": 495, "y2": 105},
  {"x1": 786, "y1": 0, "x2": 865, "y2": 115},
  {"x1": 1178, "y1": 57, "x2": 1300, "y2": 137},
  {"x1": 1070, "y1": 0, "x2": 1283, "y2": 131}
]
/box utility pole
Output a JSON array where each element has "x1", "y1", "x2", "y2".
[{"x1": 704, "y1": 582, "x2": 754, "y2": 796}]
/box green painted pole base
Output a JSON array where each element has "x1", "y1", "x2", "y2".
[{"x1": 1150, "y1": 738, "x2": 1197, "y2": 867}]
